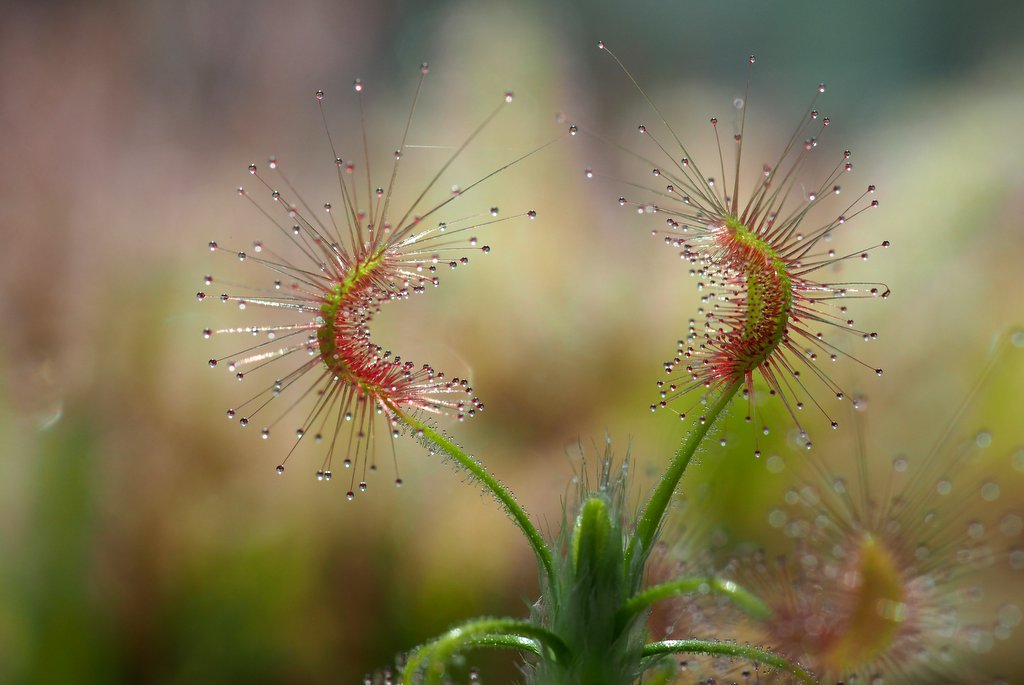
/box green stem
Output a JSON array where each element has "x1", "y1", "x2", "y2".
[
  {"x1": 626, "y1": 382, "x2": 741, "y2": 569},
  {"x1": 641, "y1": 639, "x2": 816, "y2": 684},
  {"x1": 618, "y1": 575, "x2": 771, "y2": 629},
  {"x1": 464, "y1": 634, "x2": 542, "y2": 656},
  {"x1": 403, "y1": 617, "x2": 569, "y2": 685},
  {"x1": 392, "y1": 407, "x2": 556, "y2": 593}
]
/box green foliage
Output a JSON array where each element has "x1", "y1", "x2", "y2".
[
  {"x1": 526, "y1": 460, "x2": 645, "y2": 685},
  {"x1": 400, "y1": 426, "x2": 812, "y2": 684}
]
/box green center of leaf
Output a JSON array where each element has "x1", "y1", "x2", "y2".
[
  {"x1": 725, "y1": 216, "x2": 793, "y2": 372},
  {"x1": 317, "y1": 250, "x2": 386, "y2": 379}
]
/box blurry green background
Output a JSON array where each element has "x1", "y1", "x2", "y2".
[{"x1": 2, "y1": 0, "x2": 1023, "y2": 682}]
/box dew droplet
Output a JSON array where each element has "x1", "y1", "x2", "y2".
[
  {"x1": 1014, "y1": 448, "x2": 1024, "y2": 473},
  {"x1": 981, "y1": 481, "x2": 1000, "y2": 502},
  {"x1": 1000, "y1": 513, "x2": 1023, "y2": 537}
]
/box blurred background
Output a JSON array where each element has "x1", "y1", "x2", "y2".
[{"x1": 1, "y1": 0, "x2": 1022, "y2": 682}]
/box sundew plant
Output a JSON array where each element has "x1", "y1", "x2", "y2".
[{"x1": 199, "y1": 46, "x2": 1021, "y2": 684}]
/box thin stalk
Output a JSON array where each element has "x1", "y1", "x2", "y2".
[
  {"x1": 464, "y1": 634, "x2": 542, "y2": 655},
  {"x1": 403, "y1": 617, "x2": 569, "y2": 685},
  {"x1": 642, "y1": 639, "x2": 815, "y2": 684},
  {"x1": 618, "y1": 575, "x2": 771, "y2": 630},
  {"x1": 392, "y1": 407, "x2": 556, "y2": 592},
  {"x1": 626, "y1": 382, "x2": 741, "y2": 569}
]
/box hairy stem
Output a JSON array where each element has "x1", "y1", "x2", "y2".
[
  {"x1": 392, "y1": 407, "x2": 556, "y2": 592},
  {"x1": 403, "y1": 617, "x2": 569, "y2": 685},
  {"x1": 626, "y1": 382, "x2": 741, "y2": 569},
  {"x1": 464, "y1": 634, "x2": 542, "y2": 656},
  {"x1": 642, "y1": 639, "x2": 815, "y2": 684},
  {"x1": 618, "y1": 575, "x2": 771, "y2": 629}
]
